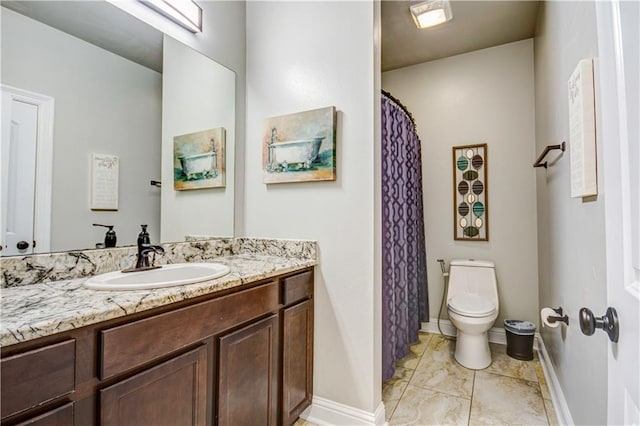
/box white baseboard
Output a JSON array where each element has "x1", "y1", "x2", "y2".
[
  {"x1": 535, "y1": 335, "x2": 575, "y2": 426},
  {"x1": 421, "y1": 319, "x2": 539, "y2": 349},
  {"x1": 301, "y1": 397, "x2": 387, "y2": 425}
]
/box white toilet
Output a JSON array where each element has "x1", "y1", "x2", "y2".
[{"x1": 446, "y1": 259, "x2": 499, "y2": 370}]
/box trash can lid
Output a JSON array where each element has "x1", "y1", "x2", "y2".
[{"x1": 504, "y1": 319, "x2": 536, "y2": 335}]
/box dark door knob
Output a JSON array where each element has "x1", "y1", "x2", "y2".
[
  {"x1": 16, "y1": 240, "x2": 30, "y2": 250},
  {"x1": 579, "y1": 307, "x2": 619, "y2": 342}
]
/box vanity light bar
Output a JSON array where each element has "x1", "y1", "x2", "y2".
[{"x1": 140, "y1": 0, "x2": 202, "y2": 33}]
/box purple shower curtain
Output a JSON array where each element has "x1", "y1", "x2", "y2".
[{"x1": 381, "y1": 90, "x2": 428, "y2": 382}]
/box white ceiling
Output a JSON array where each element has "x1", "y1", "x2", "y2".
[
  {"x1": 2, "y1": 1, "x2": 163, "y2": 72},
  {"x1": 382, "y1": 0, "x2": 540, "y2": 72}
]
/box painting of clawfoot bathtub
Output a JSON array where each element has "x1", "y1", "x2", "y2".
[
  {"x1": 263, "y1": 106, "x2": 337, "y2": 184},
  {"x1": 174, "y1": 127, "x2": 225, "y2": 190}
]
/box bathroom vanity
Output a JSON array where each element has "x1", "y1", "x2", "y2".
[{"x1": 0, "y1": 240, "x2": 316, "y2": 426}]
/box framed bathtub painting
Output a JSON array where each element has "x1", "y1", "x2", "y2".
[
  {"x1": 173, "y1": 127, "x2": 225, "y2": 190},
  {"x1": 262, "y1": 106, "x2": 337, "y2": 184},
  {"x1": 453, "y1": 143, "x2": 488, "y2": 241}
]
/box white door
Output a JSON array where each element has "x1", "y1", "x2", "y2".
[
  {"x1": 1, "y1": 96, "x2": 37, "y2": 255},
  {"x1": 596, "y1": 1, "x2": 640, "y2": 424},
  {"x1": 0, "y1": 86, "x2": 54, "y2": 255}
]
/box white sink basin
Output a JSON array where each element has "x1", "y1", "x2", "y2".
[{"x1": 83, "y1": 263, "x2": 231, "y2": 291}]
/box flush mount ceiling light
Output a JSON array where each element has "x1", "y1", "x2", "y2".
[
  {"x1": 140, "y1": 0, "x2": 202, "y2": 33},
  {"x1": 410, "y1": 0, "x2": 453, "y2": 29}
]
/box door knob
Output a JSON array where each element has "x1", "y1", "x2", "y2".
[
  {"x1": 579, "y1": 307, "x2": 619, "y2": 343},
  {"x1": 16, "y1": 240, "x2": 30, "y2": 250}
]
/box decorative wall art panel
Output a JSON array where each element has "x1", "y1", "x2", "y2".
[
  {"x1": 90, "y1": 153, "x2": 119, "y2": 211},
  {"x1": 453, "y1": 143, "x2": 488, "y2": 241},
  {"x1": 173, "y1": 127, "x2": 226, "y2": 190},
  {"x1": 263, "y1": 106, "x2": 337, "y2": 184}
]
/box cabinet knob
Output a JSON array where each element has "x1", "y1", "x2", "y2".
[
  {"x1": 16, "y1": 240, "x2": 30, "y2": 250},
  {"x1": 579, "y1": 307, "x2": 619, "y2": 343}
]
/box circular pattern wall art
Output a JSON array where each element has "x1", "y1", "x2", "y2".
[{"x1": 453, "y1": 143, "x2": 488, "y2": 241}]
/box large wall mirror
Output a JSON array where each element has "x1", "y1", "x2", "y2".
[{"x1": 1, "y1": 1, "x2": 235, "y2": 256}]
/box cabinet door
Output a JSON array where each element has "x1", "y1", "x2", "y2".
[
  {"x1": 100, "y1": 345, "x2": 207, "y2": 426},
  {"x1": 282, "y1": 299, "x2": 313, "y2": 426},
  {"x1": 217, "y1": 314, "x2": 278, "y2": 426}
]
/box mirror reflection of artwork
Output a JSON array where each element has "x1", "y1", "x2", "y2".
[
  {"x1": 174, "y1": 127, "x2": 226, "y2": 190},
  {"x1": 453, "y1": 143, "x2": 488, "y2": 241},
  {"x1": 263, "y1": 106, "x2": 337, "y2": 184}
]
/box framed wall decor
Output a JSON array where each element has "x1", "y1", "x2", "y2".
[
  {"x1": 173, "y1": 127, "x2": 226, "y2": 190},
  {"x1": 452, "y1": 143, "x2": 488, "y2": 241},
  {"x1": 263, "y1": 106, "x2": 337, "y2": 184},
  {"x1": 90, "y1": 153, "x2": 119, "y2": 211}
]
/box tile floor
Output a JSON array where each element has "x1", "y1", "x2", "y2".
[
  {"x1": 294, "y1": 332, "x2": 558, "y2": 426},
  {"x1": 383, "y1": 332, "x2": 558, "y2": 425}
]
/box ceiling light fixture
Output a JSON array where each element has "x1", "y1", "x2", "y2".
[
  {"x1": 140, "y1": 0, "x2": 202, "y2": 33},
  {"x1": 410, "y1": 0, "x2": 453, "y2": 29}
]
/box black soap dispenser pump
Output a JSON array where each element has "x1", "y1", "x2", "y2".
[
  {"x1": 93, "y1": 224, "x2": 117, "y2": 248},
  {"x1": 138, "y1": 224, "x2": 150, "y2": 247}
]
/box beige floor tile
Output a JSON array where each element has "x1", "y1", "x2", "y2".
[
  {"x1": 418, "y1": 331, "x2": 434, "y2": 343},
  {"x1": 534, "y1": 360, "x2": 552, "y2": 400},
  {"x1": 391, "y1": 366, "x2": 414, "y2": 382},
  {"x1": 484, "y1": 349, "x2": 538, "y2": 382},
  {"x1": 469, "y1": 371, "x2": 548, "y2": 425},
  {"x1": 411, "y1": 350, "x2": 475, "y2": 399},
  {"x1": 383, "y1": 372, "x2": 411, "y2": 420},
  {"x1": 395, "y1": 334, "x2": 433, "y2": 370},
  {"x1": 543, "y1": 398, "x2": 559, "y2": 426},
  {"x1": 390, "y1": 384, "x2": 471, "y2": 426},
  {"x1": 427, "y1": 333, "x2": 457, "y2": 361},
  {"x1": 396, "y1": 349, "x2": 423, "y2": 370},
  {"x1": 408, "y1": 338, "x2": 430, "y2": 359},
  {"x1": 293, "y1": 418, "x2": 318, "y2": 426}
]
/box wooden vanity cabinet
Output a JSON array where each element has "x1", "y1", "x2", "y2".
[
  {"x1": 0, "y1": 267, "x2": 314, "y2": 426},
  {"x1": 281, "y1": 271, "x2": 314, "y2": 426},
  {"x1": 217, "y1": 314, "x2": 279, "y2": 426}
]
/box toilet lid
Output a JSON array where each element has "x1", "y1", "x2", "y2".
[{"x1": 448, "y1": 294, "x2": 496, "y2": 317}]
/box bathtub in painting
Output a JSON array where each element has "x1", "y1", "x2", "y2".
[
  {"x1": 268, "y1": 137, "x2": 324, "y2": 171},
  {"x1": 178, "y1": 152, "x2": 218, "y2": 180}
]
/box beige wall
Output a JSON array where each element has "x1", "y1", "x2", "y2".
[
  {"x1": 161, "y1": 36, "x2": 236, "y2": 241},
  {"x1": 2, "y1": 8, "x2": 161, "y2": 250},
  {"x1": 382, "y1": 40, "x2": 539, "y2": 327},
  {"x1": 534, "y1": 2, "x2": 607, "y2": 424},
  {"x1": 245, "y1": 0, "x2": 382, "y2": 418}
]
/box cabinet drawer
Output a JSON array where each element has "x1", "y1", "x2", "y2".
[
  {"x1": 100, "y1": 281, "x2": 278, "y2": 379},
  {"x1": 281, "y1": 271, "x2": 313, "y2": 306},
  {"x1": 1, "y1": 340, "x2": 76, "y2": 419},
  {"x1": 15, "y1": 402, "x2": 74, "y2": 426}
]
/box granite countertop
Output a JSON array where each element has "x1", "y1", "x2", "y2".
[{"x1": 0, "y1": 254, "x2": 316, "y2": 347}]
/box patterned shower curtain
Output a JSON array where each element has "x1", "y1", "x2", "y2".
[{"x1": 381, "y1": 90, "x2": 428, "y2": 381}]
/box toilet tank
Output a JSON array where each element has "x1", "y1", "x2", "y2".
[{"x1": 447, "y1": 259, "x2": 499, "y2": 309}]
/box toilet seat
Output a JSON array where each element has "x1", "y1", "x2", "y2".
[{"x1": 448, "y1": 294, "x2": 496, "y2": 317}]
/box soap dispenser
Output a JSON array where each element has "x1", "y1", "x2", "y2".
[
  {"x1": 93, "y1": 224, "x2": 117, "y2": 248},
  {"x1": 138, "y1": 224, "x2": 150, "y2": 247}
]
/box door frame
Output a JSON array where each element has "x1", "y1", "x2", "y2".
[{"x1": 1, "y1": 85, "x2": 55, "y2": 253}]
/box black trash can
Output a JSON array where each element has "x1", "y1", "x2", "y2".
[{"x1": 504, "y1": 320, "x2": 536, "y2": 361}]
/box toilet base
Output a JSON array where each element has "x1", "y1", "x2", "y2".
[{"x1": 454, "y1": 330, "x2": 492, "y2": 370}]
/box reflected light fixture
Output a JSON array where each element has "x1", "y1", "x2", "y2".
[
  {"x1": 140, "y1": 0, "x2": 202, "y2": 33},
  {"x1": 410, "y1": 0, "x2": 453, "y2": 29}
]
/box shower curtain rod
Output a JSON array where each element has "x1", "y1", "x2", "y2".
[{"x1": 382, "y1": 89, "x2": 417, "y2": 130}]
